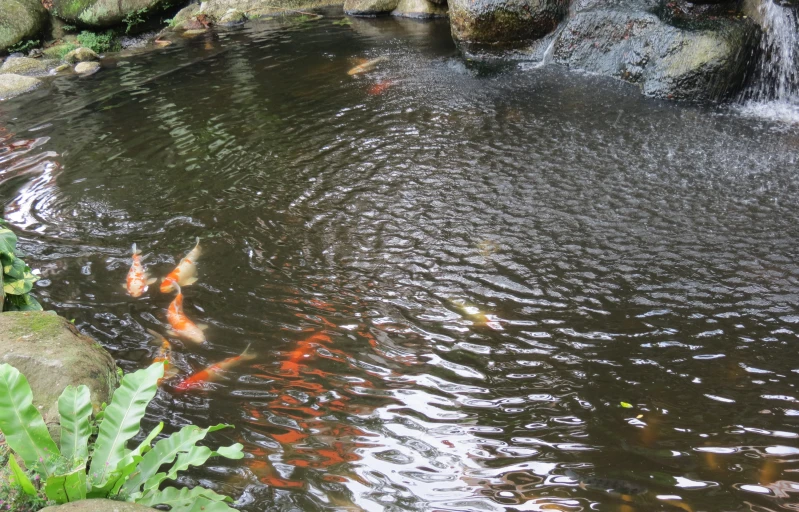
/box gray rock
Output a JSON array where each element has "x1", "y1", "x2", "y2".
[
  {"x1": 392, "y1": 0, "x2": 447, "y2": 18},
  {"x1": 40, "y1": 499, "x2": 156, "y2": 512},
  {"x1": 75, "y1": 60, "x2": 101, "y2": 74},
  {"x1": 0, "y1": 312, "x2": 119, "y2": 441},
  {"x1": 0, "y1": 0, "x2": 48, "y2": 53},
  {"x1": 345, "y1": 0, "x2": 399, "y2": 15},
  {"x1": 449, "y1": 0, "x2": 568, "y2": 46},
  {"x1": 63, "y1": 47, "x2": 100, "y2": 64},
  {"x1": 552, "y1": 8, "x2": 760, "y2": 100},
  {"x1": 0, "y1": 56, "x2": 57, "y2": 76},
  {"x1": 0, "y1": 73, "x2": 40, "y2": 98},
  {"x1": 220, "y1": 8, "x2": 247, "y2": 24},
  {"x1": 46, "y1": 0, "x2": 163, "y2": 27}
]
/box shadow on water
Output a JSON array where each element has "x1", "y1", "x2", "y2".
[{"x1": 2, "y1": 11, "x2": 799, "y2": 512}]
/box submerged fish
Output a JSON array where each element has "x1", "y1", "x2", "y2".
[
  {"x1": 167, "y1": 283, "x2": 206, "y2": 344},
  {"x1": 160, "y1": 237, "x2": 201, "y2": 293},
  {"x1": 175, "y1": 344, "x2": 256, "y2": 391},
  {"x1": 367, "y1": 80, "x2": 393, "y2": 95},
  {"x1": 347, "y1": 56, "x2": 388, "y2": 76},
  {"x1": 147, "y1": 329, "x2": 178, "y2": 383},
  {"x1": 125, "y1": 244, "x2": 156, "y2": 297}
]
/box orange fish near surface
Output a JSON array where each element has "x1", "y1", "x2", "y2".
[
  {"x1": 126, "y1": 244, "x2": 156, "y2": 297},
  {"x1": 347, "y1": 56, "x2": 388, "y2": 76},
  {"x1": 167, "y1": 283, "x2": 206, "y2": 344},
  {"x1": 175, "y1": 344, "x2": 256, "y2": 391},
  {"x1": 367, "y1": 80, "x2": 393, "y2": 96},
  {"x1": 147, "y1": 329, "x2": 178, "y2": 383},
  {"x1": 160, "y1": 237, "x2": 201, "y2": 293}
]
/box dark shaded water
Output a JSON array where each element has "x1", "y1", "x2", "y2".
[{"x1": 3, "y1": 12, "x2": 799, "y2": 511}]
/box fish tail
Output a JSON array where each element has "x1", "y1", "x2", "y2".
[
  {"x1": 146, "y1": 328, "x2": 165, "y2": 341},
  {"x1": 173, "y1": 282, "x2": 182, "y2": 295},
  {"x1": 241, "y1": 342, "x2": 256, "y2": 360}
]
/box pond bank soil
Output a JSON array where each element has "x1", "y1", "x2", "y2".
[{"x1": 0, "y1": 311, "x2": 119, "y2": 441}]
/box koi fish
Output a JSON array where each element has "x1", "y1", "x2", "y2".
[
  {"x1": 160, "y1": 237, "x2": 201, "y2": 293},
  {"x1": 147, "y1": 329, "x2": 179, "y2": 383},
  {"x1": 367, "y1": 80, "x2": 393, "y2": 96},
  {"x1": 167, "y1": 283, "x2": 206, "y2": 344},
  {"x1": 175, "y1": 344, "x2": 256, "y2": 391},
  {"x1": 347, "y1": 56, "x2": 388, "y2": 76},
  {"x1": 125, "y1": 244, "x2": 156, "y2": 297}
]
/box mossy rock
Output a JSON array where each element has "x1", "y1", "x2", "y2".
[
  {"x1": 0, "y1": 56, "x2": 58, "y2": 76},
  {"x1": 0, "y1": 0, "x2": 48, "y2": 53},
  {"x1": 391, "y1": 0, "x2": 447, "y2": 18},
  {"x1": 47, "y1": 0, "x2": 162, "y2": 27},
  {"x1": 63, "y1": 46, "x2": 99, "y2": 63},
  {"x1": 344, "y1": 0, "x2": 399, "y2": 15},
  {"x1": 449, "y1": 0, "x2": 568, "y2": 46},
  {"x1": 0, "y1": 311, "x2": 120, "y2": 442},
  {"x1": 75, "y1": 60, "x2": 100, "y2": 73},
  {"x1": 40, "y1": 499, "x2": 157, "y2": 512},
  {"x1": 0, "y1": 72, "x2": 40, "y2": 98},
  {"x1": 42, "y1": 42, "x2": 77, "y2": 59}
]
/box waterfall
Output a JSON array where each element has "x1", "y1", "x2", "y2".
[{"x1": 740, "y1": 0, "x2": 799, "y2": 123}]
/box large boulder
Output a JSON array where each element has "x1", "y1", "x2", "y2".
[
  {"x1": 345, "y1": 0, "x2": 399, "y2": 15},
  {"x1": 0, "y1": 56, "x2": 58, "y2": 76},
  {"x1": 63, "y1": 47, "x2": 99, "y2": 63},
  {"x1": 392, "y1": 0, "x2": 448, "y2": 18},
  {"x1": 46, "y1": 0, "x2": 162, "y2": 27},
  {"x1": 0, "y1": 73, "x2": 40, "y2": 99},
  {"x1": 172, "y1": 0, "x2": 343, "y2": 23},
  {"x1": 41, "y1": 499, "x2": 156, "y2": 512},
  {"x1": 0, "y1": 312, "x2": 119, "y2": 440},
  {"x1": 552, "y1": 2, "x2": 760, "y2": 100},
  {"x1": 449, "y1": 0, "x2": 568, "y2": 46},
  {"x1": 0, "y1": 0, "x2": 48, "y2": 53}
]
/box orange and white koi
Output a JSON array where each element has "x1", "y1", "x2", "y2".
[
  {"x1": 147, "y1": 329, "x2": 178, "y2": 383},
  {"x1": 367, "y1": 80, "x2": 393, "y2": 95},
  {"x1": 167, "y1": 283, "x2": 206, "y2": 344},
  {"x1": 347, "y1": 56, "x2": 387, "y2": 76},
  {"x1": 175, "y1": 344, "x2": 256, "y2": 391},
  {"x1": 125, "y1": 244, "x2": 156, "y2": 297},
  {"x1": 160, "y1": 237, "x2": 201, "y2": 293}
]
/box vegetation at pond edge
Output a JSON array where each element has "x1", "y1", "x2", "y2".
[
  {"x1": 0, "y1": 226, "x2": 41, "y2": 312},
  {"x1": 76, "y1": 30, "x2": 120, "y2": 54},
  {"x1": 0, "y1": 362, "x2": 243, "y2": 511}
]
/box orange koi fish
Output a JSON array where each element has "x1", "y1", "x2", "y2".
[
  {"x1": 367, "y1": 80, "x2": 393, "y2": 95},
  {"x1": 160, "y1": 237, "x2": 201, "y2": 293},
  {"x1": 347, "y1": 56, "x2": 387, "y2": 76},
  {"x1": 125, "y1": 244, "x2": 156, "y2": 297},
  {"x1": 167, "y1": 283, "x2": 206, "y2": 344},
  {"x1": 147, "y1": 329, "x2": 179, "y2": 383},
  {"x1": 175, "y1": 344, "x2": 256, "y2": 391}
]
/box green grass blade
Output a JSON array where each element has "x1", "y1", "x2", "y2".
[
  {"x1": 121, "y1": 423, "x2": 230, "y2": 496},
  {"x1": 44, "y1": 466, "x2": 87, "y2": 503},
  {"x1": 88, "y1": 362, "x2": 163, "y2": 487},
  {"x1": 8, "y1": 455, "x2": 37, "y2": 496},
  {"x1": 58, "y1": 385, "x2": 93, "y2": 466},
  {"x1": 0, "y1": 363, "x2": 60, "y2": 478}
]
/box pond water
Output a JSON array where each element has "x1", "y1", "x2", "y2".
[{"x1": 2, "y1": 13, "x2": 799, "y2": 512}]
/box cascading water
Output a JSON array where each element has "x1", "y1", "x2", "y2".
[{"x1": 740, "y1": 0, "x2": 799, "y2": 123}]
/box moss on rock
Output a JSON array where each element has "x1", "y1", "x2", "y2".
[
  {"x1": 449, "y1": 0, "x2": 568, "y2": 46},
  {"x1": 0, "y1": 0, "x2": 48, "y2": 53},
  {"x1": 0, "y1": 73, "x2": 41, "y2": 99},
  {"x1": 47, "y1": 0, "x2": 162, "y2": 27}
]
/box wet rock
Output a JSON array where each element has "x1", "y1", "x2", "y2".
[
  {"x1": 0, "y1": 0, "x2": 48, "y2": 53},
  {"x1": 63, "y1": 47, "x2": 99, "y2": 63},
  {"x1": 40, "y1": 499, "x2": 156, "y2": 512},
  {"x1": 53, "y1": 63, "x2": 71, "y2": 73},
  {"x1": 0, "y1": 312, "x2": 119, "y2": 441},
  {"x1": 0, "y1": 56, "x2": 58, "y2": 76},
  {"x1": 46, "y1": 0, "x2": 163, "y2": 27},
  {"x1": 182, "y1": 28, "x2": 209, "y2": 36},
  {"x1": 74, "y1": 60, "x2": 100, "y2": 74},
  {"x1": 449, "y1": 0, "x2": 568, "y2": 46},
  {"x1": 0, "y1": 73, "x2": 41, "y2": 99},
  {"x1": 552, "y1": 7, "x2": 760, "y2": 100},
  {"x1": 220, "y1": 8, "x2": 247, "y2": 24},
  {"x1": 392, "y1": 0, "x2": 448, "y2": 18},
  {"x1": 170, "y1": 0, "x2": 341, "y2": 22},
  {"x1": 345, "y1": 0, "x2": 399, "y2": 15},
  {"x1": 42, "y1": 42, "x2": 77, "y2": 59},
  {"x1": 119, "y1": 30, "x2": 158, "y2": 49}
]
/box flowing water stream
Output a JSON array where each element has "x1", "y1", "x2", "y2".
[{"x1": 2, "y1": 14, "x2": 799, "y2": 512}]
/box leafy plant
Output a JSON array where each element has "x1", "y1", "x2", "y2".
[
  {"x1": 123, "y1": 8, "x2": 149, "y2": 34},
  {"x1": 0, "y1": 362, "x2": 243, "y2": 511},
  {"x1": 7, "y1": 39, "x2": 40, "y2": 54},
  {"x1": 0, "y1": 226, "x2": 42, "y2": 312},
  {"x1": 76, "y1": 30, "x2": 120, "y2": 54}
]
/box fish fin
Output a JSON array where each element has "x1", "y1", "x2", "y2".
[
  {"x1": 183, "y1": 276, "x2": 198, "y2": 286},
  {"x1": 241, "y1": 343, "x2": 257, "y2": 360},
  {"x1": 173, "y1": 282, "x2": 182, "y2": 295},
  {"x1": 197, "y1": 323, "x2": 209, "y2": 331},
  {"x1": 166, "y1": 328, "x2": 178, "y2": 337},
  {"x1": 146, "y1": 277, "x2": 157, "y2": 285},
  {"x1": 146, "y1": 328, "x2": 167, "y2": 343},
  {"x1": 122, "y1": 284, "x2": 128, "y2": 289},
  {"x1": 163, "y1": 367, "x2": 181, "y2": 380},
  {"x1": 132, "y1": 243, "x2": 140, "y2": 255}
]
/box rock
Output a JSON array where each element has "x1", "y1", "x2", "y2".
[
  {"x1": 449, "y1": 0, "x2": 568, "y2": 46},
  {"x1": 220, "y1": 8, "x2": 247, "y2": 24},
  {"x1": 54, "y1": 63, "x2": 71, "y2": 72},
  {"x1": 552, "y1": 7, "x2": 760, "y2": 100},
  {"x1": 345, "y1": 0, "x2": 399, "y2": 15},
  {"x1": 40, "y1": 499, "x2": 157, "y2": 512},
  {"x1": 0, "y1": 56, "x2": 57, "y2": 76},
  {"x1": 63, "y1": 47, "x2": 99, "y2": 64},
  {"x1": 0, "y1": 0, "x2": 48, "y2": 53},
  {"x1": 45, "y1": 0, "x2": 163, "y2": 27},
  {"x1": 42, "y1": 42, "x2": 77, "y2": 59},
  {"x1": 391, "y1": 0, "x2": 447, "y2": 18},
  {"x1": 0, "y1": 73, "x2": 40, "y2": 98},
  {"x1": 182, "y1": 28, "x2": 209, "y2": 36},
  {"x1": 170, "y1": 0, "x2": 340, "y2": 23},
  {"x1": 119, "y1": 30, "x2": 158, "y2": 49},
  {"x1": 74, "y1": 60, "x2": 100, "y2": 74},
  {"x1": 0, "y1": 312, "x2": 119, "y2": 441},
  {"x1": 170, "y1": 3, "x2": 201, "y2": 28}
]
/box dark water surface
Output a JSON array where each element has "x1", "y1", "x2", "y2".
[{"x1": 2, "y1": 13, "x2": 799, "y2": 511}]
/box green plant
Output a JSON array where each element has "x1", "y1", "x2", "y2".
[
  {"x1": 76, "y1": 30, "x2": 120, "y2": 54},
  {"x1": 0, "y1": 362, "x2": 243, "y2": 511},
  {"x1": 123, "y1": 8, "x2": 149, "y2": 34},
  {"x1": 62, "y1": 24, "x2": 77, "y2": 32},
  {"x1": 0, "y1": 227, "x2": 42, "y2": 312},
  {"x1": 7, "y1": 39, "x2": 40, "y2": 54},
  {"x1": 0, "y1": 444, "x2": 52, "y2": 511}
]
